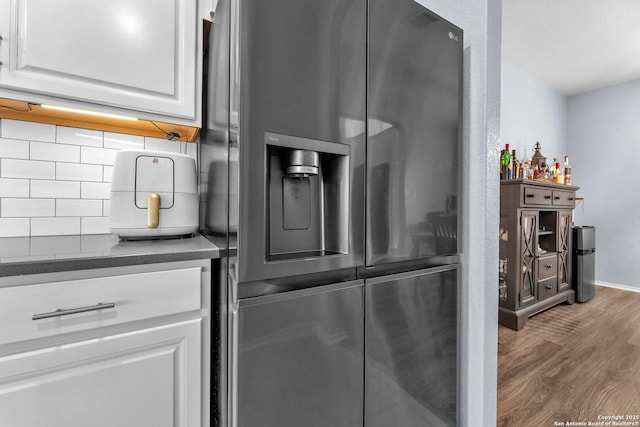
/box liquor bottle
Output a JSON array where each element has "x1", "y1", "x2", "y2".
[
  {"x1": 554, "y1": 161, "x2": 561, "y2": 183},
  {"x1": 501, "y1": 144, "x2": 511, "y2": 179},
  {"x1": 522, "y1": 158, "x2": 532, "y2": 180},
  {"x1": 564, "y1": 156, "x2": 571, "y2": 185},
  {"x1": 510, "y1": 149, "x2": 516, "y2": 179}
]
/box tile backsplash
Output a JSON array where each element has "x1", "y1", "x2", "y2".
[{"x1": 0, "y1": 119, "x2": 197, "y2": 237}]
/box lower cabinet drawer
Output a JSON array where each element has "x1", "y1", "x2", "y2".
[
  {"x1": 537, "y1": 255, "x2": 557, "y2": 280},
  {"x1": 537, "y1": 276, "x2": 558, "y2": 301},
  {"x1": 0, "y1": 267, "x2": 201, "y2": 346}
]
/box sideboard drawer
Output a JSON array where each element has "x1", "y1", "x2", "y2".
[
  {"x1": 523, "y1": 186, "x2": 552, "y2": 206},
  {"x1": 537, "y1": 254, "x2": 557, "y2": 280},
  {"x1": 537, "y1": 276, "x2": 558, "y2": 300},
  {"x1": 552, "y1": 190, "x2": 576, "y2": 207},
  {"x1": 0, "y1": 267, "x2": 201, "y2": 346}
]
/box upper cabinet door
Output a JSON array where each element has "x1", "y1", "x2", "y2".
[{"x1": 0, "y1": 0, "x2": 199, "y2": 124}]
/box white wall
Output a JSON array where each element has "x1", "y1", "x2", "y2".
[
  {"x1": 568, "y1": 79, "x2": 640, "y2": 291},
  {"x1": 418, "y1": 0, "x2": 500, "y2": 425},
  {"x1": 501, "y1": 60, "x2": 568, "y2": 162},
  {"x1": 0, "y1": 118, "x2": 197, "y2": 237}
]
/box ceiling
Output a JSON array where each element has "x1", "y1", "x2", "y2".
[{"x1": 501, "y1": 0, "x2": 640, "y2": 96}]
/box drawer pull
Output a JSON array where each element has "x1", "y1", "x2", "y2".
[
  {"x1": 544, "y1": 195, "x2": 551, "y2": 199},
  {"x1": 526, "y1": 194, "x2": 534, "y2": 198},
  {"x1": 32, "y1": 302, "x2": 116, "y2": 320},
  {"x1": 545, "y1": 264, "x2": 553, "y2": 269},
  {"x1": 554, "y1": 196, "x2": 560, "y2": 200},
  {"x1": 545, "y1": 285, "x2": 553, "y2": 290}
]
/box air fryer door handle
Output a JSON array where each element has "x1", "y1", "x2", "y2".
[{"x1": 148, "y1": 193, "x2": 160, "y2": 228}]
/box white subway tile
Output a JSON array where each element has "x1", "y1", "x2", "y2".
[
  {"x1": 103, "y1": 165, "x2": 114, "y2": 182},
  {"x1": 104, "y1": 132, "x2": 144, "y2": 150},
  {"x1": 56, "y1": 126, "x2": 104, "y2": 147},
  {"x1": 31, "y1": 180, "x2": 80, "y2": 199},
  {"x1": 186, "y1": 142, "x2": 198, "y2": 160},
  {"x1": 31, "y1": 217, "x2": 80, "y2": 236},
  {"x1": 0, "y1": 159, "x2": 55, "y2": 179},
  {"x1": 145, "y1": 137, "x2": 182, "y2": 154},
  {"x1": 2, "y1": 198, "x2": 55, "y2": 217},
  {"x1": 81, "y1": 217, "x2": 110, "y2": 235},
  {"x1": 1, "y1": 119, "x2": 56, "y2": 142},
  {"x1": 81, "y1": 146, "x2": 118, "y2": 166},
  {"x1": 81, "y1": 182, "x2": 111, "y2": 199},
  {"x1": 0, "y1": 138, "x2": 29, "y2": 159},
  {"x1": 0, "y1": 178, "x2": 29, "y2": 197},
  {"x1": 31, "y1": 141, "x2": 80, "y2": 163},
  {"x1": 0, "y1": 218, "x2": 30, "y2": 237},
  {"x1": 103, "y1": 200, "x2": 110, "y2": 216},
  {"x1": 56, "y1": 199, "x2": 103, "y2": 217},
  {"x1": 57, "y1": 162, "x2": 103, "y2": 182}
]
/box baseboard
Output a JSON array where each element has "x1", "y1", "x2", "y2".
[{"x1": 596, "y1": 281, "x2": 640, "y2": 293}]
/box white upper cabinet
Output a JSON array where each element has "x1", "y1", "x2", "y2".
[{"x1": 0, "y1": 0, "x2": 201, "y2": 125}]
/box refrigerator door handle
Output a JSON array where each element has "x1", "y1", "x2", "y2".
[
  {"x1": 228, "y1": 267, "x2": 239, "y2": 427},
  {"x1": 229, "y1": 0, "x2": 240, "y2": 132}
]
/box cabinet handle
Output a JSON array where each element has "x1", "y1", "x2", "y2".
[
  {"x1": 544, "y1": 195, "x2": 551, "y2": 199},
  {"x1": 554, "y1": 196, "x2": 560, "y2": 200},
  {"x1": 568, "y1": 197, "x2": 574, "y2": 201},
  {"x1": 545, "y1": 285, "x2": 553, "y2": 290},
  {"x1": 526, "y1": 194, "x2": 534, "y2": 198},
  {"x1": 545, "y1": 264, "x2": 553, "y2": 269},
  {"x1": 32, "y1": 302, "x2": 116, "y2": 320}
]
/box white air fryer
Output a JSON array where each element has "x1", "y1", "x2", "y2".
[{"x1": 109, "y1": 150, "x2": 199, "y2": 239}]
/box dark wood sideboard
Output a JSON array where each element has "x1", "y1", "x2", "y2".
[{"x1": 499, "y1": 180, "x2": 580, "y2": 330}]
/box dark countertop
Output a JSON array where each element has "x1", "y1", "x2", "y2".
[{"x1": 0, "y1": 233, "x2": 220, "y2": 277}]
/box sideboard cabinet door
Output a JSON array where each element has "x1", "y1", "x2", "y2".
[
  {"x1": 519, "y1": 210, "x2": 538, "y2": 308},
  {"x1": 557, "y1": 210, "x2": 573, "y2": 291}
]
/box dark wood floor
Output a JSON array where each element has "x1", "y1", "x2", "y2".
[{"x1": 497, "y1": 286, "x2": 640, "y2": 426}]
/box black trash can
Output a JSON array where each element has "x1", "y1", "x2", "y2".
[{"x1": 573, "y1": 226, "x2": 595, "y2": 302}]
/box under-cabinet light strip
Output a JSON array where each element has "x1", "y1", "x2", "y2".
[{"x1": 40, "y1": 104, "x2": 139, "y2": 121}]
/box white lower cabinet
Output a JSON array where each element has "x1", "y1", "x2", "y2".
[
  {"x1": 0, "y1": 261, "x2": 209, "y2": 427},
  {"x1": 0, "y1": 319, "x2": 201, "y2": 427}
]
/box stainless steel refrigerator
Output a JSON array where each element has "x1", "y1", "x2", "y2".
[{"x1": 201, "y1": 0, "x2": 462, "y2": 425}]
